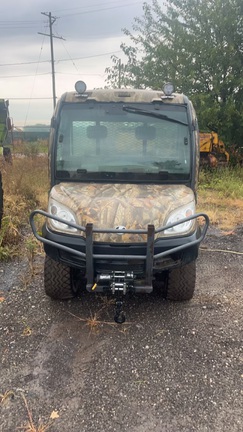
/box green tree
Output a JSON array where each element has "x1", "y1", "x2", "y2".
[{"x1": 105, "y1": 0, "x2": 243, "y2": 147}]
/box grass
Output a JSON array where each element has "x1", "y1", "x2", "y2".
[
  {"x1": 198, "y1": 166, "x2": 243, "y2": 229},
  {"x1": 1, "y1": 145, "x2": 243, "y2": 259},
  {"x1": 199, "y1": 166, "x2": 243, "y2": 199},
  {"x1": 13, "y1": 140, "x2": 48, "y2": 157},
  {"x1": 0, "y1": 151, "x2": 48, "y2": 259}
]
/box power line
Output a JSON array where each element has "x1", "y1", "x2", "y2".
[
  {"x1": 0, "y1": 73, "x2": 51, "y2": 79},
  {"x1": 0, "y1": 19, "x2": 41, "y2": 23},
  {"x1": 0, "y1": 25, "x2": 38, "y2": 29},
  {"x1": 38, "y1": 12, "x2": 65, "y2": 109},
  {"x1": 23, "y1": 34, "x2": 46, "y2": 127},
  {"x1": 5, "y1": 98, "x2": 53, "y2": 100},
  {"x1": 0, "y1": 19, "x2": 41, "y2": 30},
  {"x1": 58, "y1": 38, "x2": 80, "y2": 74},
  {"x1": 0, "y1": 2, "x2": 142, "y2": 29},
  {"x1": 55, "y1": 72, "x2": 104, "y2": 76},
  {"x1": 58, "y1": 1, "x2": 143, "y2": 17},
  {"x1": 0, "y1": 50, "x2": 122, "y2": 67},
  {"x1": 0, "y1": 1, "x2": 143, "y2": 25},
  {"x1": 0, "y1": 60, "x2": 50, "y2": 67},
  {"x1": 0, "y1": 71, "x2": 105, "y2": 79},
  {"x1": 52, "y1": 0, "x2": 140, "y2": 13}
]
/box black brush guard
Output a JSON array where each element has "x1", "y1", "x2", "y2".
[{"x1": 30, "y1": 210, "x2": 209, "y2": 292}]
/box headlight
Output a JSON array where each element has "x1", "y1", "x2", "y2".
[
  {"x1": 47, "y1": 198, "x2": 78, "y2": 233},
  {"x1": 164, "y1": 202, "x2": 196, "y2": 235}
]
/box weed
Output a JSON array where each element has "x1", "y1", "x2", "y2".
[
  {"x1": 25, "y1": 236, "x2": 43, "y2": 273},
  {"x1": 0, "y1": 390, "x2": 15, "y2": 404},
  {"x1": 21, "y1": 321, "x2": 32, "y2": 337},
  {"x1": 99, "y1": 295, "x2": 115, "y2": 307},
  {"x1": 0, "y1": 215, "x2": 20, "y2": 260},
  {"x1": 18, "y1": 394, "x2": 52, "y2": 432},
  {"x1": 68, "y1": 309, "x2": 130, "y2": 333},
  {"x1": 70, "y1": 310, "x2": 110, "y2": 333},
  {"x1": 85, "y1": 312, "x2": 101, "y2": 333}
]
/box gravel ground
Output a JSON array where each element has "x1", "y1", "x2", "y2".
[{"x1": 0, "y1": 227, "x2": 242, "y2": 432}]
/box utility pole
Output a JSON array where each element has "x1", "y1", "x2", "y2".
[
  {"x1": 118, "y1": 59, "x2": 121, "y2": 88},
  {"x1": 38, "y1": 12, "x2": 65, "y2": 110}
]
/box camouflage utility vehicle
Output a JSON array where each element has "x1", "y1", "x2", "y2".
[{"x1": 30, "y1": 82, "x2": 209, "y2": 322}]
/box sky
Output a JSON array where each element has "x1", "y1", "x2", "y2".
[{"x1": 0, "y1": 0, "x2": 151, "y2": 127}]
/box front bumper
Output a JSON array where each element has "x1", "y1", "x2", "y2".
[{"x1": 30, "y1": 210, "x2": 209, "y2": 293}]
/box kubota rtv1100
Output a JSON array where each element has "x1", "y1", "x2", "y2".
[{"x1": 30, "y1": 82, "x2": 209, "y2": 322}]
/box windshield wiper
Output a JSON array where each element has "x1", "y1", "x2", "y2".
[{"x1": 122, "y1": 105, "x2": 188, "y2": 126}]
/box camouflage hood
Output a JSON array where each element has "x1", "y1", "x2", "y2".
[{"x1": 50, "y1": 183, "x2": 195, "y2": 242}]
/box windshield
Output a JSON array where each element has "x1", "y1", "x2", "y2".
[{"x1": 55, "y1": 102, "x2": 191, "y2": 182}]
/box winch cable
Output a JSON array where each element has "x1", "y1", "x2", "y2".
[{"x1": 200, "y1": 247, "x2": 243, "y2": 255}]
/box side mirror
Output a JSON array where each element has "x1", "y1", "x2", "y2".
[{"x1": 51, "y1": 117, "x2": 57, "y2": 129}]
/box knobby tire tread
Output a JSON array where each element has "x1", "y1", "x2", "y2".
[
  {"x1": 166, "y1": 261, "x2": 196, "y2": 301},
  {"x1": 44, "y1": 255, "x2": 75, "y2": 300}
]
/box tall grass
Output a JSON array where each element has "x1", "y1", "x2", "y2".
[
  {"x1": 198, "y1": 166, "x2": 243, "y2": 229},
  {"x1": 0, "y1": 153, "x2": 49, "y2": 259},
  {"x1": 13, "y1": 139, "x2": 48, "y2": 157},
  {"x1": 199, "y1": 166, "x2": 243, "y2": 199}
]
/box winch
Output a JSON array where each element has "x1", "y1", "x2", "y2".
[{"x1": 93, "y1": 271, "x2": 135, "y2": 323}]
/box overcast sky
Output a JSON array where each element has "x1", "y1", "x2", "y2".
[{"x1": 0, "y1": 0, "x2": 152, "y2": 126}]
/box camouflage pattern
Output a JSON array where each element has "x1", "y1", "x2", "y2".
[
  {"x1": 48, "y1": 88, "x2": 200, "y2": 242},
  {"x1": 64, "y1": 88, "x2": 186, "y2": 105},
  {"x1": 49, "y1": 183, "x2": 195, "y2": 243}
]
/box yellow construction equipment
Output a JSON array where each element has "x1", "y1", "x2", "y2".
[{"x1": 199, "y1": 131, "x2": 229, "y2": 167}]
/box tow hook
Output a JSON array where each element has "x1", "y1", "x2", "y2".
[
  {"x1": 97, "y1": 271, "x2": 134, "y2": 323},
  {"x1": 111, "y1": 271, "x2": 134, "y2": 323},
  {"x1": 114, "y1": 300, "x2": 126, "y2": 324}
]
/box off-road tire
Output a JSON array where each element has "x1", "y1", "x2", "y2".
[
  {"x1": 44, "y1": 255, "x2": 78, "y2": 300},
  {"x1": 0, "y1": 171, "x2": 3, "y2": 229},
  {"x1": 166, "y1": 261, "x2": 196, "y2": 301}
]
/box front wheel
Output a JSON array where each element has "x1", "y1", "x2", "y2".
[
  {"x1": 166, "y1": 261, "x2": 196, "y2": 301},
  {"x1": 44, "y1": 255, "x2": 80, "y2": 300}
]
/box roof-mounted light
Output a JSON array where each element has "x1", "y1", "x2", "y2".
[
  {"x1": 163, "y1": 82, "x2": 174, "y2": 96},
  {"x1": 75, "y1": 81, "x2": 87, "y2": 94}
]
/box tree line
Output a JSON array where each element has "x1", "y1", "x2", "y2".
[{"x1": 105, "y1": 0, "x2": 243, "y2": 150}]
